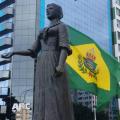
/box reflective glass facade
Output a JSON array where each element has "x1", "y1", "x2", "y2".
[
  {"x1": 40, "y1": 0, "x2": 112, "y2": 53},
  {"x1": 11, "y1": 0, "x2": 38, "y2": 117},
  {"x1": 0, "y1": 0, "x2": 39, "y2": 118},
  {"x1": 0, "y1": 0, "x2": 14, "y2": 118}
]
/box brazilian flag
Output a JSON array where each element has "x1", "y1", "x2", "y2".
[{"x1": 67, "y1": 26, "x2": 120, "y2": 110}]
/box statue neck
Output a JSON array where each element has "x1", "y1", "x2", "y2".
[{"x1": 49, "y1": 19, "x2": 60, "y2": 27}]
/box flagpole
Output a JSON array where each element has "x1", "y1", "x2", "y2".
[
  {"x1": 93, "y1": 105, "x2": 96, "y2": 120},
  {"x1": 93, "y1": 95, "x2": 97, "y2": 120}
]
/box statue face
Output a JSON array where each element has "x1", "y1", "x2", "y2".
[{"x1": 46, "y1": 5, "x2": 58, "y2": 20}]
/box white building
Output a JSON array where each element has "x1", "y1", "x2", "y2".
[{"x1": 111, "y1": 0, "x2": 120, "y2": 119}]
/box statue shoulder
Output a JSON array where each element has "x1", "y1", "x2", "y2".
[
  {"x1": 58, "y1": 22, "x2": 68, "y2": 31},
  {"x1": 39, "y1": 29, "x2": 44, "y2": 34},
  {"x1": 39, "y1": 27, "x2": 48, "y2": 34},
  {"x1": 38, "y1": 27, "x2": 49, "y2": 39},
  {"x1": 62, "y1": 22, "x2": 67, "y2": 25},
  {"x1": 38, "y1": 28, "x2": 46, "y2": 38},
  {"x1": 59, "y1": 22, "x2": 67, "y2": 27},
  {"x1": 37, "y1": 30, "x2": 43, "y2": 39},
  {"x1": 59, "y1": 22, "x2": 68, "y2": 28}
]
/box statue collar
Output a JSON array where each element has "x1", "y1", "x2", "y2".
[
  {"x1": 42, "y1": 21, "x2": 61, "y2": 42},
  {"x1": 49, "y1": 21, "x2": 61, "y2": 28}
]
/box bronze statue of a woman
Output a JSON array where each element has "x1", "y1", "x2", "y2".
[{"x1": 2, "y1": 3, "x2": 74, "y2": 120}]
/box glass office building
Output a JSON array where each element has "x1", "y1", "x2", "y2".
[
  {"x1": 40, "y1": 0, "x2": 112, "y2": 53},
  {"x1": 0, "y1": 0, "x2": 39, "y2": 119},
  {"x1": 10, "y1": 0, "x2": 39, "y2": 119},
  {"x1": 0, "y1": 0, "x2": 40, "y2": 119},
  {"x1": 0, "y1": 0, "x2": 14, "y2": 119}
]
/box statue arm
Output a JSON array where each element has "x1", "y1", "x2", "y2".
[
  {"x1": 55, "y1": 23, "x2": 72, "y2": 76},
  {"x1": 58, "y1": 23, "x2": 72, "y2": 55},
  {"x1": 13, "y1": 50, "x2": 32, "y2": 56},
  {"x1": 2, "y1": 31, "x2": 42, "y2": 59},
  {"x1": 56, "y1": 48, "x2": 68, "y2": 73},
  {"x1": 1, "y1": 49, "x2": 34, "y2": 59}
]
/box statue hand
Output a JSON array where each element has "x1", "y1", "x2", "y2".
[
  {"x1": 1, "y1": 52, "x2": 13, "y2": 59},
  {"x1": 55, "y1": 65, "x2": 64, "y2": 77}
]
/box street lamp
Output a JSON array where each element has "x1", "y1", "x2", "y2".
[{"x1": 20, "y1": 89, "x2": 33, "y2": 103}]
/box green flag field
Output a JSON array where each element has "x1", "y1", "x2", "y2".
[{"x1": 67, "y1": 26, "x2": 120, "y2": 110}]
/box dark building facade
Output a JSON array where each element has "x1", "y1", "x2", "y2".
[
  {"x1": 0, "y1": 0, "x2": 39, "y2": 119},
  {"x1": 0, "y1": 0, "x2": 14, "y2": 119},
  {"x1": 11, "y1": 0, "x2": 40, "y2": 119}
]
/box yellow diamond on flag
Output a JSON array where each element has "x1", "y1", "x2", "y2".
[{"x1": 67, "y1": 43, "x2": 110, "y2": 91}]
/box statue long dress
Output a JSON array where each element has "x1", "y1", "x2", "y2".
[{"x1": 29, "y1": 21, "x2": 74, "y2": 120}]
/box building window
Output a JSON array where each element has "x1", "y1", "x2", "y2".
[
  {"x1": 117, "y1": 31, "x2": 120, "y2": 40},
  {"x1": 117, "y1": 19, "x2": 120, "y2": 28},
  {"x1": 116, "y1": 0, "x2": 120, "y2": 5},
  {"x1": 116, "y1": 8, "x2": 120, "y2": 17},
  {"x1": 118, "y1": 44, "x2": 120, "y2": 51}
]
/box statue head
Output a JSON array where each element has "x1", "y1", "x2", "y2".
[{"x1": 46, "y1": 3, "x2": 63, "y2": 20}]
